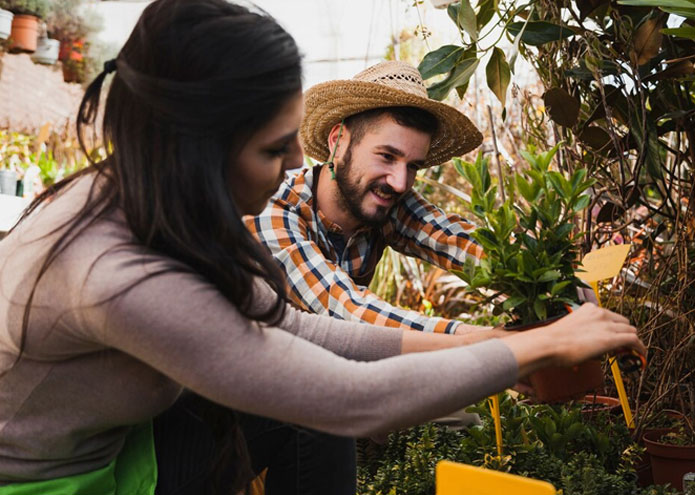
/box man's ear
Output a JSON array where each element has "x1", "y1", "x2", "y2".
[{"x1": 327, "y1": 123, "x2": 350, "y2": 159}]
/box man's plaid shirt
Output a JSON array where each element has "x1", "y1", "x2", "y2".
[{"x1": 246, "y1": 165, "x2": 483, "y2": 334}]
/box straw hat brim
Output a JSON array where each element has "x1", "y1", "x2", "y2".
[{"x1": 300, "y1": 79, "x2": 482, "y2": 168}]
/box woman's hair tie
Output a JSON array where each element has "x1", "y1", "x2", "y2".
[{"x1": 103, "y1": 59, "x2": 118, "y2": 75}]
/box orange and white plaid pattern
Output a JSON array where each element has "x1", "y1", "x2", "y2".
[{"x1": 245, "y1": 166, "x2": 483, "y2": 334}]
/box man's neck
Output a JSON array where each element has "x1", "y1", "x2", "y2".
[{"x1": 315, "y1": 164, "x2": 361, "y2": 238}]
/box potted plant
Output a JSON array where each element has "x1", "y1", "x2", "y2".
[
  {"x1": 578, "y1": 394, "x2": 622, "y2": 419},
  {"x1": 45, "y1": 0, "x2": 102, "y2": 81},
  {"x1": 31, "y1": 22, "x2": 58, "y2": 65},
  {"x1": 641, "y1": 413, "x2": 695, "y2": 491},
  {"x1": 0, "y1": 0, "x2": 49, "y2": 52},
  {"x1": 454, "y1": 145, "x2": 604, "y2": 402},
  {"x1": 0, "y1": 164, "x2": 17, "y2": 196},
  {"x1": 0, "y1": 5, "x2": 12, "y2": 40},
  {"x1": 60, "y1": 37, "x2": 86, "y2": 83}
]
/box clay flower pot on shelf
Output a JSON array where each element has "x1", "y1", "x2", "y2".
[
  {"x1": 0, "y1": 8, "x2": 12, "y2": 40},
  {"x1": 643, "y1": 430, "x2": 695, "y2": 491},
  {"x1": 9, "y1": 14, "x2": 38, "y2": 52}
]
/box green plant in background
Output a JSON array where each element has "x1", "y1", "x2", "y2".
[
  {"x1": 453, "y1": 145, "x2": 594, "y2": 325},
  {"x1": 0, "y1": 129, "x2": 95, "y2": 190},
  {"x1": 418, "y1": 0, "x2": 694, "y2": 423},
  {"x1": 357, "y1": 392, "x2": 678, "y2": 495},
  {"x1": 0, "y1": 0, "x2": 49, "y2": 18}
]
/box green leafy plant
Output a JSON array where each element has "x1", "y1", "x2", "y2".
[
  {"x1": 453, "y1": 146, "x2": 594, "y2": 325},
  {"x1": 357, "y1": 393, "x2": 677, "y2": 495},
  {"x1": 0, "y1": 0, "x2": 49, "y2": 18},
  {"x1": 418, "y1": 0, "x2": 695, "y2": 425}
]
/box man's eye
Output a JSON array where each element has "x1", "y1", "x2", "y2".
[
  {"x1": 407, "y1": 163, "x2": 420, "y2": 172},
  {"x1": 379, "y1": 153, "x2": 394, "y2": 161}
]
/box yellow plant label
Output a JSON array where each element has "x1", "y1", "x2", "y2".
[
  {"x1": 36, "y1": 123, "x2": 52, "y2": 150},
  {"x1": 436, "y1": 461, "x2": 556, "y2": 494},
  {"x1": 579, "y1": 244, "x2": 631, "y2": 283}
]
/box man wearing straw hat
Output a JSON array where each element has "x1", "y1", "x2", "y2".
[{"x1": 247, "y1": 60, "x2": 505, "y2": 340}]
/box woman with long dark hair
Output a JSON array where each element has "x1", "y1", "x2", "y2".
[{"x1": 0, "y1": 0, "x2": 645, "y2": 494}]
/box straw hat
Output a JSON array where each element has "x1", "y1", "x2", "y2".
[{"x1": 300, "y1": 60, "x2": 482, "y2": 168}]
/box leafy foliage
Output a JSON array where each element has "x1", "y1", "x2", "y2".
[
  {"x1": 419, "y1": 0, "x2": 694, "y2": 427},
  {"x1": 0, "y1": 0, "x2": 49, "y2": 18},
  {"x1": 357, "y1": 393, "x2": 679, "y2": 495},
  {"x1": 453, "y1": 146, "x2": 594, "y2": 324}
]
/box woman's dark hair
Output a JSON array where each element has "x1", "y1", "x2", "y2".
[
  {"x1": 20, "y1": 0, "x2": 301, "y2": 325},
  {"x1": 15, "y1": 0, "x2": 302, "y2": 490}
]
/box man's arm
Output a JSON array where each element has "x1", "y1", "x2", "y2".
[
  {"x1": 247, "y1": 198, "x2": 491, "y2": 338},
  {"x1": 388, "y1": 189, "x2": 483, "y2": 272}
]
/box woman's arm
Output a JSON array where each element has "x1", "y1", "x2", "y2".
[{"x1": 78, "y1": 256, "x2": 643, "y2": 438}]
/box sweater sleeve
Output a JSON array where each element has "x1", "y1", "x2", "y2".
[{"x1": 78, "y1": 258, "x2": 518, "y2": 438}]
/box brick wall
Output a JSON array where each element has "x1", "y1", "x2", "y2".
[{"x1": 0, "y1": 52, "x2": 84, "y2": 133}]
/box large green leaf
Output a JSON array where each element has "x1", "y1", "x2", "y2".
[
  {"x1": 661, "y1": 26, "x2": 695, "y2": 39},
  {"x1": 427, "y1": 57, "x2": 480, "y2": 101},
  {"x1": 618, "y1": 0, "x2": 695, "y2": 19},
  {"x1": 477, "y1": 0, "x2": 498, "y2": 29},
  {"x1": 486, "y1": 47, "x2": 511, "y2": 107},
  {"x1": 457, "y1": 0, "x2": 478, "y2": 42},
  {"x1": 418, "y1": 45, "x2": 465, "y2": 80},
  {"x1": 507, "y1": 21, "x2": 575, "y2": 46}
]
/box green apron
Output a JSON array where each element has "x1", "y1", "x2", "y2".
[{"x1": 0, "y1": 422, "x2": 157, "y2": 495}]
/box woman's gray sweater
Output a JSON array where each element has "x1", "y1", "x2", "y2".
[{"x1": 0, "y1": 175, "x2": 517, "y2": 482}]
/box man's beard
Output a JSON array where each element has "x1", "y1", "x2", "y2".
[{"x1": 334, "y1": 144, "x2": 401, "y2": 229}]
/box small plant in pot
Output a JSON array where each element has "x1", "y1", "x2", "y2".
[
  {"x1": 642, "y1": 413, "x2": 695, "y2": 492},
  {"x1": 454, "y1": 145, "x2": 605, "y2": 402},
  {"x1": 0, "y1": 0, "x2": 49, "y2": 53}
]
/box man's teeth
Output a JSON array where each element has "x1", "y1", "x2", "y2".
[{"x1": 373, "y1": 189, "x2": 392, "y2": 200}]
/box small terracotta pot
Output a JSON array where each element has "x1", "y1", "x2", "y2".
[
  {"x1": 643, "y1": 430, "x2": 695, "y2": 491},
  {"x1": 636, "y1": 412, "x2": 682, "y2": 487},
  {"x1": 62, "y1": 63, "x2": 79, "y2": 83},
  {"x1": 9, "y1": 14, "x2": 38, "y2": 53},
  {"x1": 507, "y1": 314, "x2": 605, "y2": 403},
  {"x1": 578, "y1": 394, "x2": 621, "y2": 418}
]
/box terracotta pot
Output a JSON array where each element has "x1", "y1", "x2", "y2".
[
  {"x1": 0, "y1": 8, "x2": 13, "y2": 40},
  {"x1": 507, "y1": 314, "x2": 605, "y2": 403},
  {"x1": 58, "y1": 39, "x2": 71, "y2": 61},
  {"x1": 32, "y1": 37, "x2": 60, "y2": 65},
  {"x1": 62, "y1": 63, "x2": 79, "y2": 83},
  {"x1": 636, "y1": 412, "x2": 683, "y2": 487},
  {"x1": 643, "y1": 430, "x2": 695, "y2": 491},
  {"x1": 578, "y1": 394, "x2": 621, "y2": 418},
  {"x1": 9, "y1": 14, "x2": 38, "y2": 53}
]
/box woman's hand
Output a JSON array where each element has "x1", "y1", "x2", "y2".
[{"x1": 501, "y1": 303, "x2": 646, "y2": 377}]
